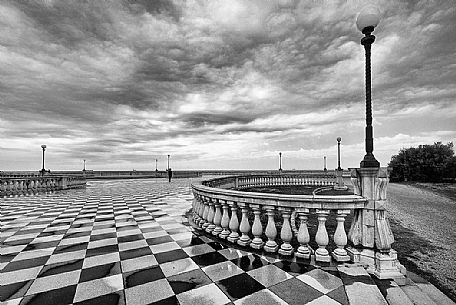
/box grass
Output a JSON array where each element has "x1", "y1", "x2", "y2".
[{"x1": 406, "y1": 182, "x2": 456, "y2": 201}]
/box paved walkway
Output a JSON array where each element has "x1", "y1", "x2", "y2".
[{"x1": 1, "y1": 179, "x2": 454, "y2": 305}]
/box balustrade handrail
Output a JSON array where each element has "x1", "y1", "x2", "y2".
[{"x1": 0, "y1": 175, "x2": 86, "y2": 197}]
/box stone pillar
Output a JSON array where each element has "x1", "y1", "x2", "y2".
[
  {"x1": 315, "y1": 209, "x2": 330, "y2": 262},
  {"x1": 250, "y1": 204, "x2": 264, "y2": 249},
  {"x1": 332, "y1": 209, "x2": 350, "y2": 262},
  {"x1": 219, "y1": 201, "x2": 231, "y2": 239},
  {"x1": 237, "y1": 203, "x2": 251, "y2": 247},
  {"x1": 227, "y1": 201, "x2": 240, "y2": 243},
  {"x1": 278, "y1": 207, "x2": 294, "y2": 256},
  {"x1": 296, "y1": 208, "x2": 312, "y2": 259},
  {"x1": 263, "y1": 206, "x2": 278, "y2": 252},
  {"x1": 347, "y1": 167, "x2": 404, "y2": 279},
  {"x1": 212, "y1": 200, "x2": 223, "y2": 236}
]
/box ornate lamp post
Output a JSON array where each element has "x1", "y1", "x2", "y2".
[
  {"x1": 357, "y1": 6, "x2": 381, "y2": 168},
  {"x1": 279, "y1": 152, "x2": 282, "y2": 172},
  {"x1": 335, "y1": 137, "x2": 346, "y2": 190},
  {"x1": 40, "y1": 144, "x2": 46, "y2": 175}
]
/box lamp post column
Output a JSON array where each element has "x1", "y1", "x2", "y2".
[
  {"x1": 167, "y1": 155, "x2": 170, "y2": 170},
  {"x1": 83, "y1": 159, "x2": 86, "y2": 171},
  {"x1": 279, "y1": 152, "x2": 282, "y2": 172},
  {"x1": 360, "y1": 26, "x2": 380, "y2": 168},
  {"x1": 41, "y1": 145, "x2": 46, "y2": 175}
]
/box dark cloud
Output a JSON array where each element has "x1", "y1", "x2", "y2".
[{"x1": 1, "y1": 0, "x2": 455, "y2": 170}]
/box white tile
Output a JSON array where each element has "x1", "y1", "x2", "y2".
[
  {"x1": 177, "y1": 283, "x2": 230, "y2": 305},
  {"x1": 82, "y1": 252, "x2": 120, "y2": 269},
  {"x1": 87, "y1": 238, "x2": 118, "y2": 249},
  {"x1": 150, "y1": 242, "x2": 180, "y2": 254},
  {"x1": 46, "y1": 250, "x2": 87, "y2": 265},
  {"x1": 125, "y1": 278, "x2": 174, "y2": 305},
  {"x1": 0, "y1": 266, "x2": 42, "y2": 285},
  {"x1": 26, "y1": 270, "x2": 81, "y2": 295},
  {"x1": 73, "y1": 274, "x2": 123, "y2": 302},
  {"x1": 12, "y1": 248, "x2": 55, "y2": 262},
  {"x1": 121, "y1": 254, "x2": 158, "y2": 273},
  {"x1": 160, "y1": 258, "x2": 199, "y2": 277},
  {"x1": 59, "y1": 236, "x2": 90, "y2": 246},
  {"x1": 118, "y1": 239, "x2": 149, "y2": 252}
]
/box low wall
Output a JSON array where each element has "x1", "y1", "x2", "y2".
[{"x1": 0, "y1": 175, "x2": 86, "y2": 197}]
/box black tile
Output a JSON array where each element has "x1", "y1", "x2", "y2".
[
  {"x1": 54, "y1": 242, "x2": 88, "y2": 254},
  {"x1": 269, "y1": 278, "x2": 323, "y2": 305},
  {"x1": 86, "y1": 244, "x2": 119, "y2": 257},
  {"x1": 191, "y1": 251, "x2": 227, "y2": 267},
  {"x1": 89, "y1": 232, "x2": 116, "y2": 241},
  {"x1": 123, "y1": 265, "x2": 165, "y2": 288},
  {"x1": 230, "y1": 254, "x2": 269, "y2": 272},
  {"x1": 167, "y1": 269, "x2": 212, "y2": 295},
  {"x1": 92, "y1": 224, "x2": 115, "y2": 230},
  {"x1": 155, "y1": 249, "x2": 189, "y2": 264},
  {"x1": 79, "y1": 262, "x2": 122, "y2": 283},
  {"x1": 73, "y1": 290, "x2": 125, "y2": 305},
  {"x1": 37, "y1": 230, "x2": 67, "y2": 238},
  {"x1": 2, "y1": 256, "x2": 49, "y2": 272},
  {"x1": 24, "y1": 240, "x2": 60, "y2": 250},
  {"x1": 273, "y1": 261, "x2": 314, "y2": 275},
  {"x1": 119, "y1": 246, "x2": 152, "y2": 260},
  {"x1": 20, "y1": 284, "x2": 76, "y2": 305},
  {"x1": 146, "y1": 235, "x2": 173, "y2": 245},
  {"x1": 149, "y1": 295, "x2": 179, "y2": 305},
  {"x1": 116, "y1": 225, "x2": 138, "y2": 232},
  {"x1": 63, "y1": 231, "x2": 91, "y2": 239},
  {"x1": 0, "y1": 280, "x2": 33, "y2": 302},
  {"x1": 140, "y1": 226, "x2": 163, "y2": 233},
  {"x1": 327, "y1": 285, "x2": 349, "y2": 305},
  {"x1": 38, "y1": 259, "x2": 84, "y2": 277},
  {"x1": 117, "y1": 234, "x2": 143, "y2": 243},
  {"x1": 49, "y1": 221, "x2": 72, "y2": 227},
  {"x1": 17, "y1": 228, "x2": 44, "y2": 235},
  {"x1": 207, "y1": 241, "x2": 229, "y2": 251},
  {"x1": 217, "y1": 273, "x2": 264, "y2": 300},
  {"x1": 0, "y1": 253, "x2": 16, "y2": 263},
  {"x1": 70, "y1": 222, "x2": 93, "y2": 228}
]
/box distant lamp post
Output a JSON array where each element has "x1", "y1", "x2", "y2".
[
  {"x1": 323, "y1": 156, "x2": 327, "y2": 172},
  {"x1": 337, "y1": 137, "x2": 342, "y2": 171},
  {"x1": 167, "y1": 155, "x2": 170, "y2": 170},
  {"x1": 83, "y1": 159, "x2": 86, "y2": 171},
  {"x1": 357, "y1": 6, "x2": 381, "y2": 168},
  {"x1": 335, "y1": 137, "x2": 347, "y2": 190},
  {"x1": 155, "y1": 159, "x2": 158, "y2": 172},
  {"x1": 279, "y1": 152, "x2": 282, "y2": 172},
  {"x1": 40, "y1": 144, "x2": 47, "y2": 175}
]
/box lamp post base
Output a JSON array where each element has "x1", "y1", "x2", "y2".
[{"x1": 360, "y1": 153, "x2": 380, "y2": 168}]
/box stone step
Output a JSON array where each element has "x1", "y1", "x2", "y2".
[
  {"x1": 400, "y1": 272, "x2": 456, "y2": 305},
  {"x1": 337, "y1": 265, "x2": 388, "y2": 305}
]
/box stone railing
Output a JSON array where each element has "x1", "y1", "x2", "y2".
[
  {"x1": 0, "y1": 175, "x2": 86, "y2": 197},
  {"x1": 193, "y1": 174, "x2": 364, "y2": 263},
  {"x1": 191, "y1": 170, "x2": 405, "y2": 279},
  {"x1": 202, "y1": 173, "x2": 337, "y2": 189}
]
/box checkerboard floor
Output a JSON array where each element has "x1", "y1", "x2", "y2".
[{"x1": 1, "y1": 178, "x2": 349, "y2": 305}]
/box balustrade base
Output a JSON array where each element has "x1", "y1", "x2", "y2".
[
  {"x1": 264, "y1": 244, "x2": 279, "y2": 253},
  {"x1": 373, "y1": 250, "x2": 406, "y2": 280},
  {"x1": 212, "y1": 228, "x2": 223, "y2": 236},
  {"x1": 227, "y1": 235, "x2": 239, "y2": 244},
  {"x1": 250, "y1": 241, "x2": 264, "y2": 250},
  {"x1": 296, "y1": 246, "x2": 313, "y2": 259},
  {"x1": 331, "y1": 251, "x2": 350, "y2": 262},
  {"x1": 237, "y1": 238, "x2": 251, "y2": 247},
  {"x1": 219, "y1": 230, "x2": 230, "y2": 239},
  {"x1": 205, "y1": 225, "x2": 216, "y2": 233},
  {"x1": 278, "y1": 248, "x2": 294, "y2": 256},
  {"x1": 315, "y1": 252, "x2": 331, "y2": 262}
]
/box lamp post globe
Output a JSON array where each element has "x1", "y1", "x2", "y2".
[{"x1": 357, "y1": 6, "x2": 381, "y2": 168}]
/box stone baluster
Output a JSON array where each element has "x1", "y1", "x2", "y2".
[
  {"x1": 332, "y1": 209, "x2": 350, "y2": 262},
  {"x1": 227, "y1": 201, "x2": 240, "y2": 243},
  {"x1": 264, "y1": 206, "x2": 278, "y2": 252},
  {"x1": 201, "y1": 197, "x2": 210, "y2": 228},
  {"x1": 192, "y1": 196, "x2": 200, "y2": 223},
  {"x1": 296, "y1": 208, "x2": 312, "y2": 259},
  {"x1": 278, "y1": 207, "x2": 294, "y2": 256},
  {"x1": 249, "y1": 204, "x2": 264, "y2": 249},
  {"x1": 219, "y1": 201, "x2": 231, "y2": 239},
  {"x1": 212, "y1": 200, "x2": 223, "y2": 236},
  {"x1": 237, "y1": 203, "x2": 251, "y2": 246},
  {"x1": 205, "y1": 199, "x2": 216, "y2": 233},
  {"x1": 315, "y1": 209, "x2": 331, "y2": 262}
]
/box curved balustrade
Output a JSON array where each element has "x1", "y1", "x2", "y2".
[
  {"x1": 0, "y1": 175, "x2": 86, "y2": 197},
  {"x1": 192, "y1": 175, "x2": 367, "y2": 262}
]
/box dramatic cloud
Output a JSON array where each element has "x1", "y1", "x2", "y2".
[{"x1": 0, "y1": 0, "x2": 455, "y2": 170}]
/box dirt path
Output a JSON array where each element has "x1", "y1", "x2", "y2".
[{"x1": 386, "y1": 183, "x2": 456, "y2": 301}]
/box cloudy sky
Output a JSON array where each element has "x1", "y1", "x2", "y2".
[{"x1": 0, "y1": 0, "x2": 455, "y2": 171}]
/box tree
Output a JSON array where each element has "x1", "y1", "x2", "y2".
[{"x1": 389, "y1": 142, "x2": 455, "y2": 182}]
